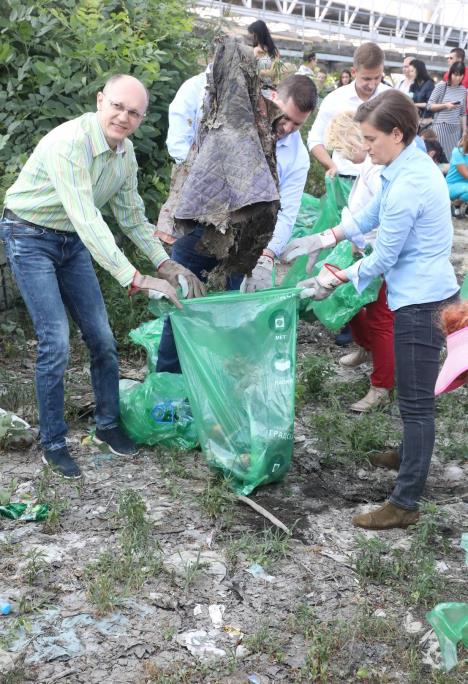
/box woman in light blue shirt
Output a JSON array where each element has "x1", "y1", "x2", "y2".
[{"x1": 289, "y1": 90, "x2": 459, "y2": 530}]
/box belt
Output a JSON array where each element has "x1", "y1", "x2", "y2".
[{"x1": 3, "y1": 208, "x2": 67, "y2": 234}]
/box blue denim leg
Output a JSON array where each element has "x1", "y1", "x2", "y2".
[
  {"x1": 156, "y1": 226, "x2": 242, "y2": 373},
  {"x1": 54, "y1": 238, "x2": 120, "y2": 432},
  {"x1": 390, "y1": 298, "x2": 452, "y2": 510},
  {"x1": 3, "y1": 221, "x2": 119, "y2": 449}
]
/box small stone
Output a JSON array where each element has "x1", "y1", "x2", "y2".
[{"x1": 443, "y1": 465, "x2": 464, "y2": 483}]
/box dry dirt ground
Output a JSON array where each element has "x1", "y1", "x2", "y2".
[{"x1": 0, "y1": 224, "x2": 467, "y2": 684}]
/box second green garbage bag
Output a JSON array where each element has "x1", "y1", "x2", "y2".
[{"x1": 170, "y1": 288, "x2": 299, "y2": 495}]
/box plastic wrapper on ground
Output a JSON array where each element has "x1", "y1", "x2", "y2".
[
  {"x1": 426, "y1": 602, "x2": 468, "y2": 671},
  {"x1": 170, "y1": 288, "x2": 298, "y2": 495}
]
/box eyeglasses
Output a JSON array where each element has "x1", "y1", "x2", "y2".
[{"x1": 103, "y1": 94, "x2": 146, "y2": 122}]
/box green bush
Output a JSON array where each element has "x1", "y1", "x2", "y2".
[{"x1": 0, "y1": 0, "x2": 200, "y2": 217}]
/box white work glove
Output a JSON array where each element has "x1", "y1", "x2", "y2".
[
  {"x1": 240, "y1": 255, "x2": 274, "y2": 293},
  {"x1": 298, "y1": 264, "x2": 344, "y2": 301},
  {"x1": 157, "y1": 259, "x2": 206, "y2": 299},
  {"x1": 129, "y1": 272, "x2": 182, "y2": 309},
  {"x1": 282, "y1": 228, "x2": 338, "y2": 273}
]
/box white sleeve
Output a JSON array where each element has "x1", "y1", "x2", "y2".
[
  {"x1": 166, "y1": 75, "x2": 205, "y2": 163},
  {"x1": 307, "y1": 92, "x2": 336, "y2": 150}
]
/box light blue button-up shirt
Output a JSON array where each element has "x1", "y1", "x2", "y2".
[
  {"x1": 166, "y1": 71, "x2": 310, "y2": 257},
  {"x1": 342, "y1": 142, "x2": 459, "y2": 311}
]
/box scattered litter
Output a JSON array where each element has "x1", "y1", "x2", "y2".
[
  {"x1": 1, "y1": 603, "x2": 12, "y2": 616},
  {"x1": 436, "y1": 560, "x2": 449, "y2": 573},
  {"x1": 208, "y1": 604, "x2": 225, "y2": 629},
  {"x1": 403, "y1": 612, "x2": 424, "y2": 634},
  {"x1": 0, "y1": 409, "x2": 34, "y2": 449},
  {"x1": 247, "y1": 674, "x2": 262, "y2": 684},
  {"x1": 461, "y1": 533, "x2": 468, "y2": 565},
  {"x1": 235, "y1": 644, "x2": 250, "y2": 658},
  {"x1": 246, "y1": 563, "x2": 275, "y2": 583},
  {"x1": 426, "y1": 602, "x2": 468, "y2": 671},
  {"x1": 224, "y1": 624, "x2": 243, "y2": 641},
  {"x1": 443, "y1": 464, "x2": 465, "y2": 483},
  {"x1": 373, "y1": 609, "x2": 386, "y2": 618},
  {"x1": 176, "y1": 629, "x2": 226, "y2": 661},
  {"x1": 0, "y1": 502, "x2": 49, "y2": 522},
  {"x1": 193, "y1": 604, "x2": 203, "y2": 617}
]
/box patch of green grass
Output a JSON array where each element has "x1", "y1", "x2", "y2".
[
  {"x1": 244, "y1": 624, "x2": 286, "y2": 663},
  {"x1": 292, "y1": 607, "x2": 348, "y2": 683},
  {"x1": 309, "y1": 404, "x2": 399, "y2": 464},
  {"x1": 198, "y1": 474, "x2": 236, "y2": 520},
  {"x1": 353, "y1": 503, "x2": 447, "y2": 606},
  {"x1": 435, "y1": 389, "x2": 468, "y2": 461},
  {"x1": 85, "y1": 489, "x2": 162, "y2": 613},
  {"x1": 296, "y1": 354, "x2": 333, "y2": 406},
  {"x1": 225, "y1": 526, "x2": 291, "y2": 571},
  {"x1": 23, "y1": 548, "x2": 49, "y2": 586},
  {"x1": 35, "y1": 465, "x2": 80, "y2": 533}
]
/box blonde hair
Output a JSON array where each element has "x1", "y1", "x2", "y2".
[{"x1": 325, "y1": 111, "x2": 364, "y2": 160}]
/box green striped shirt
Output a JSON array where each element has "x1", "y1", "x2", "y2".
[{"x1": 5, "y1": 112, "x2": 168, "y2": 286}]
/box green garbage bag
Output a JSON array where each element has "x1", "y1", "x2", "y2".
[
  {"x1": 308, "y1": 242, "x2": 382, "y2": 332},
  {"x1": 461, "y1": 273, "x2": 468, "y2": 300},
  {"x1": 128, "y1": 319, "x2": 164, "y2": 373},
  {"x1": 426, "y1": 602, "x2": 468, "y2": 671},
  {"x1": 0, "y1": 503, "x2": 49, "y2": 521},
  {"x1": 290, "y1": 193, "x2": 321, "y2": 240},
  {"x1": 119, "y1": 373, "x2": 198, "y2": 450},
  {"x1": 169, "y1": 288, "x2": 299, "y2": 495},
  {"x1": 282, "y1": 176, "x2": 353, "y2": 321}
]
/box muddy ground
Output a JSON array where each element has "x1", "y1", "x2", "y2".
[{"x1": 0, "y1": 223, "x2": 467, "y2": 684}]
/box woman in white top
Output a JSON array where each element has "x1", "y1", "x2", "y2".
[{"x1": 427, "y1": 61, "x2": 467, "y2": 161}]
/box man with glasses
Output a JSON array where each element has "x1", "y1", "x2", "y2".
[
  {"x1": 444, "y1": 47, "x2": 468, "y2": 87},
  {"x1": 1, "y1": 74, "x2": 203, "y2": 478}
]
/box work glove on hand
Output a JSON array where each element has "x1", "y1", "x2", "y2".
[
  {"x1": 129, "y1": 272, "x2": 182, "y2": 309},
  {"x1": 240, "y1": 255, "x2": 274, "y2": 293},
  {"x1": 282, "y1": 228, "x2": 339, "y2": 274},
  {"x1": 157, "y1": 259, "x2": 206, "y2": 299},
  {"x1": 297, "y1": 264, "x2": 344, "y2": 301}
]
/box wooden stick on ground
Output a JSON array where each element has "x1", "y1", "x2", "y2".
[{"x1": 237, "y1": 495, "x2": 290, "y2": 534}]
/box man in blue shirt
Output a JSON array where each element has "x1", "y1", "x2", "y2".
[{"x1": 156, "y1": 72, "x2": 317, "y2": 373}]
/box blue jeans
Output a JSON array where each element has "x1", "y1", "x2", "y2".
[
  {"x1": 156, "y1": 225, "x2": 243, "y2": 373},
  {"x1": 390, "y1": 294, "x2": 459, "y2": 510},
  {"x1": 3, "y1": 219, "x2": 120, "y2": 451}
]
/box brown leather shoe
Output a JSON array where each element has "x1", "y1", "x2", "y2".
[
  {"x1": 368, "y1": 449, "x2": 401, "y2": 470},
  {"x1": 352, "y1": 501, "x2": 419, "y2": 530}
]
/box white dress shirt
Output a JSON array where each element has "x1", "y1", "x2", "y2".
[
  {"x1": 166, "y1": 71, "x2": 310, "y2": 257},
  {"x1": 307, "y1": 80, "x2": 390, "y2": 176}
]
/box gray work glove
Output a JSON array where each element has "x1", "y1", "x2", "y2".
[
  {"x1": 282, "y1": 229, "x2": 338, "y2": 273},
  {"x1": 240, "y1": 255, "x2": 274, "y2": 293},
  {"x1": 157, "y1": 259, "x2": 206, "y2": 299},
  {"x1": 129, "y1": 272, "x2": 182, "y2": 309},
  {"x1": 298, "y1": 265, "x2": 343, "y2": 301}
]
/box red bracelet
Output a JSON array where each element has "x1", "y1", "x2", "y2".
[
  {"x1": 324, "y1": 263, "x2": 347, "y2": 283},
  {"x1": 262, "y1": 250, "x2": 275, "y2": 262},
  {"x1": 330, "y1": 227, "x2": 339, "y2": 244}
]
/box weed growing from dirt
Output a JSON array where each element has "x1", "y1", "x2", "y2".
[
  {"x1": 35, "y1": 466, "x2": 78, "y2": 533},
  {"x1": 179, "y1": 547, "x2": 207, "y2": 593},
  {"x1": 23, "y1": 548, "x2": 49, "y2": 585},
  {"x1": 290, "y1": 604, "x2": 348, "y2": 683},
  {"x1": 310, "y1": 402, "x2": 399, "y2": 464},
  {"x1": 354, "y1": 503, "x2": 448, "y2": 606},
  {"x1": 85, "y1": 489, "x2": 162, "y2": 613},
  {"x1": 199, "y1": 473, "x2": 236, "y2": 521},
  {"x1": 244, "y1": 624, "x2": 286, "y2": 663},
  {"x1": 225, "y1": 526, "x2": 291, "y2": 571},
  {"x1": 435, "y1": 388, "x2": 468, "y2": 461},
  {"x1": 296, "y1": 354, "x2": 333, "y2": 406}
]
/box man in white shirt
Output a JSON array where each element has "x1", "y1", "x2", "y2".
[
  {"x1": 156, "y1": 72, "x2": 317, "y2": 373},
  {"x1": 395, "y1": 55, "x2": 415, "y2": 94},
  {"x1": 307, "y1": 42, "x2": 390, "y2": 178},
  {"x1": 296, "y1": 51, "x2": 317, "y2": 76}
]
